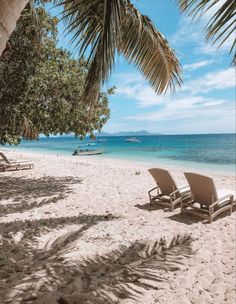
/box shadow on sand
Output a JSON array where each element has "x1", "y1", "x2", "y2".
[
  {"x1": 135, "y1": 203, "x2": 170, "y2": 212},
  {"x1": 0, "y1": 177, "x2": 194, "y2": 303},
  {"x1": 168, "y1": 207, "x2": 235, "y2": 225},
  {"x1": 0, "y1": 210, "x2": 193, "y2": 304},
  {"x1": 0, "y1": 176, "x2": 82, "y2": 215},
  {"x1": 0, "y1": 213, "x2": 118, "y2": 303},
  {"x1": 167, "y1": 212, "x2": 201, "y2": 225}
]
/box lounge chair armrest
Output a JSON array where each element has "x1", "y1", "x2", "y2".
[
  {"x1": 209, "y1": 194, "x2": 233, "y2": 212},
  {"x1": 172, "y1": 196, "x2": 183, "y2": 205},
  {"x1": 182, "y1": 192, "x2": 192, "y2": 200},
  {"x1": 170, "y1": 185, "x2": 190, "y2": 199},
  {"x1": 148, "y1": 186, "x2": 160, "y2": 196}
]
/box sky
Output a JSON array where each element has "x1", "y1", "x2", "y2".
[{"x1": 48, "y1": 0, "x2": 235, "y2": 135}]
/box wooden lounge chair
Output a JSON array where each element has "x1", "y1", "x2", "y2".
[
  {"x1": 0, "y1": 152, "x2": 34, "y2": 172},
  {"x1": 148, "y1": 168, "x2": 190, "y2": 211},
  {"x1": 182, "y1": 172, "x2": 234, "y2": 223}
]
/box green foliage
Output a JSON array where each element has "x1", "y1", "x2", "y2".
[{"x1": 0, "y1": 4, "x2": 113, "y2": 145}]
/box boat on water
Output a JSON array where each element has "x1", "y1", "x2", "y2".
[
  {"x1": 125, "y1": 137, "x2": 142, "y2": 142},
  {"x1": 73, "y1": 148, "x2": 104, "y2": 156},
  {"x1": 98, "y1": 138, "x2": 107, "y2": 143},
  {"x1": 78, "y1": 143, "x2": 96, "y2": 147}
]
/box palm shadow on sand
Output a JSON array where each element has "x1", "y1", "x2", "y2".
[
  {"x1": 0, "y1": 176, "x2": 194, "y2": 304},
  {"x1": 0, "y1": 210, "x2": 193, "y2": 304},
  {"x1": 0, "y1": 176, "x2": 82, "y2": 215},
  {"x1": 0, "y1": 213, "x2": 118, "y2": 303}
]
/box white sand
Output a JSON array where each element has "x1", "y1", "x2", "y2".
[{"x1": 0, "y1": 151, "x2": 235, "y2": 304}]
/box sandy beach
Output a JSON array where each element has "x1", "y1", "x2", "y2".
[{"x1": 0, "y1": 151, "x2": 235, "y2": 304}]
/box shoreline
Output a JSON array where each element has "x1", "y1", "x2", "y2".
[
  {"x1": 1, "y1": 146, "x2": 235, "y2": 177},
  {"x1": 1, "y1": 149, "x2": 236, "y2": 192}
]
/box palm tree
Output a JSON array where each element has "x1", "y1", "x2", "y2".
[
  {"x1": 55, "y1": 0, "x2": 182, "y2": 105},
  {"x1": 0, "y1": 0, "x2": 29, "y2": 56},
  {"x1": 178, "y1": 0, "x2": 236, "y2": 64},
  {"x1": 1, "y1": 1, "x2": 235, "y2": 103},
  {"x1": 0, "y1": 0, "x2": 182, "y2": 105}
]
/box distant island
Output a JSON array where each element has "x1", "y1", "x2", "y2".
[
  {"x1": 95, "y1": 130, "x2": 162, "y2": 137},
  {"x1": 39, "y1": 131, "x2": 162, "y2": 138}
]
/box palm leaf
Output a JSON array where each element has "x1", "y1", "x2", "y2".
[
  {"x1": 119, "y1": 2, "x2": 182, "y2": 93},
  {"x1": 55, "y1": 0, "x2": 182, "y2": 105},
  {"x1": 178, "y1": 0, "x2": 236, "y2": 64},
  {"x1": 55, "y1": 0, "x2": 124, "y2": 104}
]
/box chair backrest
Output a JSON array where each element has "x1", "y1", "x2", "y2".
[
  {"x1": 0, "y1": 152, "x2": 10, "y2": 163},
  {"x1": 148, "y1": 168, "x2": 178, "y2": 196},
  {"x1": 184, "y1": 172, "x2": 218, "y2": 205}
]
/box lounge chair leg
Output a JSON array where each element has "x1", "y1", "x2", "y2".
[
  {"x1": 209, "y1": 215, "x2": 213, "y2": 223},
  {"x1": 170, "y1": 205, "x2": 174, "y2": 212}
]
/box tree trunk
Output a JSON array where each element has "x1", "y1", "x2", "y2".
[{"x1": 0, "y1": 0, "x2": 29, "y2": 56}]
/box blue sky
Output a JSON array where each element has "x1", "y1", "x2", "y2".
[{"x1": 48, "y1": 0, "x2": 235, "y2": 134}]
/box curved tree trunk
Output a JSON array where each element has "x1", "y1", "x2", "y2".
[{"x1": 0, "y1": 0, "x2": 29, "y2": 56}]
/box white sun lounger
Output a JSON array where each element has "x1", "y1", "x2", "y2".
[{"x1": 0, "y1": 152, "x2": 34, "y2": 172}]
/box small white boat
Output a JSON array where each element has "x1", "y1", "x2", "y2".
[
  {"x1": 98, "y1": 138, "x2": 107, "y2": 143},
  {"x1": 125, "y1": 137, "x2": 141, "y2": 142},
  {"x1": 78, "y1": 143, "x2": 96, "y2": 147},
  {"x1": 73, "y1": 148, "x2": 104, "y2": 156}
]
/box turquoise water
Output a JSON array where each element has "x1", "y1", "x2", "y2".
[{"x1": 2, "y1": 134, "x2": 236, "y2": 175}]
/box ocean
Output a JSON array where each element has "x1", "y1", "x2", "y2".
[{"x1": 2, "y1": 133, "x2": 236, "y2": 175}]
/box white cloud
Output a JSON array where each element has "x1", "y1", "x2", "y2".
[
  {"x1": 202, "y1": 0, "x2": 226, "y2": 18},
  {"x1": 114, "y1": 72, "x2": 165, "y2": 107},
  {"x1": 170, "y1": 16, "x2": 200, "y2": 47},
  {"x1": 113, "y1": 73, "x2": 144, "y2": 85},
  {"x1": 170, "y1": 4, "x2": 233, "y2": 59},
  {"x1": 182, "y1": 68, "x2": 235, "y2": 94},
  {"x1": 113, "y1": 67, "x2": 235, "y2": 109},
  {"x1": 183, "y1": 60, "x2": 213, "y2": 71},
  {"x1": 125, "y1": 96, "x2": 229, "y2": 122}
]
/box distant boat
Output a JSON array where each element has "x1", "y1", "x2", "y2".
[
  {"x1": 125, "y1": 137, "x2": 142, "y2": 142},
  {"x1": 78, "y1": 143, "x2": 96, "y2": 147},
  {"x1": 98, "y1": 138, "x2": 107, "y2": 143},
  {"x1": 73, "y1": 148, "x2": 104, "y2": 156}
]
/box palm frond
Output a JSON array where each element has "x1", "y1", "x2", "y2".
[
  {"x1": 119, "y1": 2, "x2": 182, "y2": 93},
  {"x1": 55, "y1": 0, "x2": 124, "y2": 104},
  {"x1": 178, "y1": 0, "x2": 236, "y2": 63},
  {"x1": 55, "y1": 0, "x2": 182, "y2": 105}
]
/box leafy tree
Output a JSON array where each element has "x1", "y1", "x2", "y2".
[
  {"x1": 0, "y1": 4, "x2": 113, "y2": 145},
  {"x1": 0, "y1": 1, "x2": 182, "y2": 105}
]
